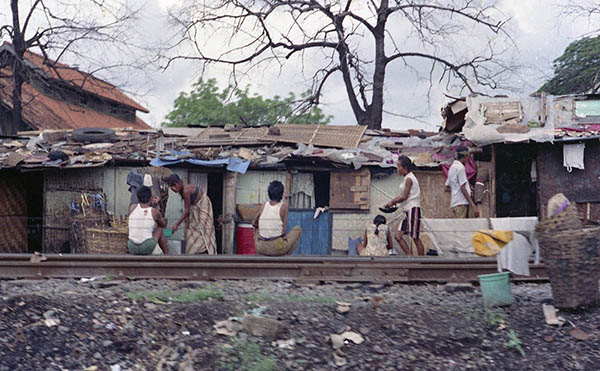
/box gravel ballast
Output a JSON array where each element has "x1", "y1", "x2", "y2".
[{"x1": 1, "y1": 278, "x2": 599, "y2": 370}]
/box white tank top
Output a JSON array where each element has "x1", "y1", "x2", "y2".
[
  {"x1": 399, "y1": 172, "x2": 421, "y2": 211},
  {"x1": 128, "y1": 204, "x2": 156, "y2": 244},
  {"x1": 258, "y1": 201, "x2": 283, "y2": 239}
]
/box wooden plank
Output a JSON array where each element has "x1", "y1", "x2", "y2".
[{"x1": 350, "y1": 185, "x2": 368, "y2": 192}]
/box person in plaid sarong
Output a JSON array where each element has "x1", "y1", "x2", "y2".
[{"x1": 165, "y1": 174, "x2": 217, "y2": 254}]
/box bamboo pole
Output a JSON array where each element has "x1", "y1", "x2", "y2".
[{"x1": 222, "y1": 172, "x2": 237, "y2": 254}]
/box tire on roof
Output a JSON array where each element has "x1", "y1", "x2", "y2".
[{"x1": 71, "y1": 128, "x2": 116, "y2": 143}]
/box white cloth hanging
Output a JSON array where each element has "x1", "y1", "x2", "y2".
[
  {"x1": 143, "y1": 174, "x2": 153, "y2": 187},
  {"x1": 563, "y1": 143, "x2": 585, "y2": 172}
]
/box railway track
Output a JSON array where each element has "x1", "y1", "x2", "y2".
[{"x1": 0, "y1": 254, "x2": 547, "y2": 283}]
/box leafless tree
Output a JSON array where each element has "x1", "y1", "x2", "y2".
[
  {"x1": 165, "y1": 0, "x2": 514, "y2": 130},
  {"x1": 561, "y1": 0, "x2": 600, "y2": 34},
  {"x1": 0, "y1": 0, "x2": 143, "y2": 132}
]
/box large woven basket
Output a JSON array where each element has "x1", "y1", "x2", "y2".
[
  {"x1": 536, "y1": 204, "x2": 582, "y2": 233},
  {"x1": 236, "y1": 203, "x2": 263, "y2": 223},
  {"x1": 85, "y1": 228, "x2": 128, "y2": 254},
  {"x1": 536, "y1": 223, "x2": 600, "y2": 309},
  {"x1": 71, "y1": 214, "x2": 109, "y2": 253}
]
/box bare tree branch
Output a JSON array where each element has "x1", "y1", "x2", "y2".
[{"x1": 163, "y1": 0, "x2": 514, "y2": 129}]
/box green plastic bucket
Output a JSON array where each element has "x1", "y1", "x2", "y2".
[
  {"x1": 478, "y1": 272, "x2": 513, "y2": 307},
  {"x1": 163, "y1": 228, "x2": 173, "y2": 238}
]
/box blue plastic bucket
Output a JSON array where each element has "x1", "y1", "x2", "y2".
[{"x1": 478, "y1": 272, "x2": 513, "y2": 307}]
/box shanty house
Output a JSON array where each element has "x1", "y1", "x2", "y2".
[
  {"x1": 0, "y1": 123, "x2": 496, "y2": 255},
  {"x1": 0, "y1": 42, "x2": 151, "y2": 135}
]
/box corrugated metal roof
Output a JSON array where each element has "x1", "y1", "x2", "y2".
[
  {"x1": 262, "y1": 124, "x2": 367, "y2": 149},
  {"x1": 185, "y1": 127, "x2": 269, "y2": 147}
]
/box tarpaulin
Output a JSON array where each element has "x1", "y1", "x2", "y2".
[{"x1": 150, "y1": 152, "x2": 250, "y2": 174}]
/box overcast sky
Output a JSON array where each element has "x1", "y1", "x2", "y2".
[{"x1": 2, "y1": 0, "x2": 598, "y2": 131}]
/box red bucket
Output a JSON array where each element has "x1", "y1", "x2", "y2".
[{"x1": 236, "y1": 223, "x2": 256, "y2": 255}]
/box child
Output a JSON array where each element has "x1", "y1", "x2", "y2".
[{"x1": 356, "y1": 215, "x2": 392, "y2": 256}]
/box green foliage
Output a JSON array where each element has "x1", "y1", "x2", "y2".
[
  {"x1": 163, "y1": 78, "x2": 332, "y2": 127},
  {"x1": 125, "y1": 287, "x2": 223, "y2": 303},
  {"x1": 246, "y1": 291, "x2": 273, "y2": 303},
  {"x1": 505, "y1": 329, "x2": 525, "y2": 357},
  {"x1": 539, "y1": 36, "x2": 600, "y2": 95},
  {"x1": 219, "y1": 339, "x2": 277, "y2": 371},
  {"x1": 246, "y1": 291, "x2": 335, "y2": 304},
  {"x1": 484, "y1": 309, "x2": 506, "y2": 329}
]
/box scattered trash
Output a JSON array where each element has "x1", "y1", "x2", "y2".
[
  {"x1": 330, "y1": 334, "x2": 345, "y2": 350},
  {"x1": 80, "y1": 277, "x2": 102, "y2": 283},
  {"x1": 543, "y1": 335, "x2": 554, "y2": 342},
  {"x1": 213, "y1": 318, "x2": 243, "y2": 337},
  {"x1": 242, "y1": 315, "x2": 284, "y2": 340},
  {"x1": 30, "y1": 252, "x2": 47, "y2": 263},
  {"x1": 110, "y1": 364, "x2": 121, "y2": 371},
  {"x1": 181, "y1": 330, "x2": 191, "y2": 336},
  {"x1": 333, "y1": 350, "x2": 347, "y2": 366},
  {"x1": 542, "y1": 304, "x2": 565, "y2": 326},
  {"x1": 272, "y1": 339, "x2": 296, "y2": 349},
  {"x1": 337, "y1": 325, "x2": 351, "y2": 334},
  {"x1": 336, "y1": 301, "x2": 352, "y2": 314},
  {"x1": 105, "y1": 323, "x2": 117, "y2": 331},
  {"x1": 44, "y1": 318, "x2": 60, "y2": 327},
  {"x1": 246, "y1": 305, "x2": 268, "y2": 317},
  {"x1": 84, "y1": 366, "x2": 98, "y2": 371},
  {"x1": 569, "y1": 328, "x2": 590, "y2": 341},
  {"x1": 340, "y1": 331, "x2": 364, "y2": 344},
  {"x1": 369, "y1": 296, "x2": 384, "y2": 308}
]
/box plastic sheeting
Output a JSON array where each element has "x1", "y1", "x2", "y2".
[
  {"x1": 423, "y1": 217, "x2": 539, "y2": 266},
  {"x1": 150, "y1": 151, "x2": 250, "y2": 174},
  {"x1": 463, "y1": 95, "x2": 555, "y2": 146}
]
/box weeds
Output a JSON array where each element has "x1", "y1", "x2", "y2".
[
  {"x1": 484, "y1": 309, "x2": 506, "y2": 329},
  {"x1": 246, "y1": 292, "x2": 335, "y2": 304},
  {"x1": 126, "y1": 287, "x2": 223, "y2": 303},
  {"x1": 246, "y1": 292, "x2": 273, "y2": 303},
  {"x1": 505, "y1": 329, "x2": 526, "y2": 357},
  {"x1": 219, "y1": 339, "x2": 277, "y2": 371}
]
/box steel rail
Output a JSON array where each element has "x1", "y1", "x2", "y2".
[{"x1": 0, "y1": 254, "x2": 546, "y2": 283}]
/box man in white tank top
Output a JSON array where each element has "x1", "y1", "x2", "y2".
[
  {"x1": 252, "y1": 181, "x2": 302, "y2": 256},
  {"x1": 128, "y1": 186, "x2": 168, "y2": 255}
]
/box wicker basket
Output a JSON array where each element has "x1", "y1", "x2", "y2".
[
  {"x1": 536, "y1": 204, "x2": 582, "y2": 233},
  {"x1": 71, "y1": 214, "x2": 109, "y2": 253},
  {"x1": 536, "y1": 225, "x2": 600, "y2": 309},
  {"x1": 85, "y1": 227, "x2": 129, "y2": 254},
  {"x1": 236, "y1": 203, "x2": 263, "y2": 223}
]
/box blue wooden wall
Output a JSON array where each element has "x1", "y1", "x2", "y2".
[{"x1": 287, "y1": 210, "x2": 332, "y2": 255}]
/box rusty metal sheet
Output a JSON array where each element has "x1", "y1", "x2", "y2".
[
  {"x1": 537, "y1": 141, "x2": 600, "y2": 219},
  {"x1": 261, "y1": 124, "x2": 367, "y2": 149}
]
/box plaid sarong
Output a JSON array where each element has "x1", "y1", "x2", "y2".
[{"x1": 185, "y1": 194, "x2": 217, "y2": 255}]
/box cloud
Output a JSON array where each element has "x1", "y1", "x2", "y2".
[{"x1": 3, "y1": 0, "x2": 599, "y2": 131}]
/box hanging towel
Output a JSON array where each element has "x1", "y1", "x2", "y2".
[
  {"x1": 563, "y1": 143, "x2": 585, "y2": 172},
  {"x1": 471, "y1": 230, "x2": 514, "y2": 257},
  {"x1": 496, "y1": 233, "x2": 533, "y2": 276}
]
